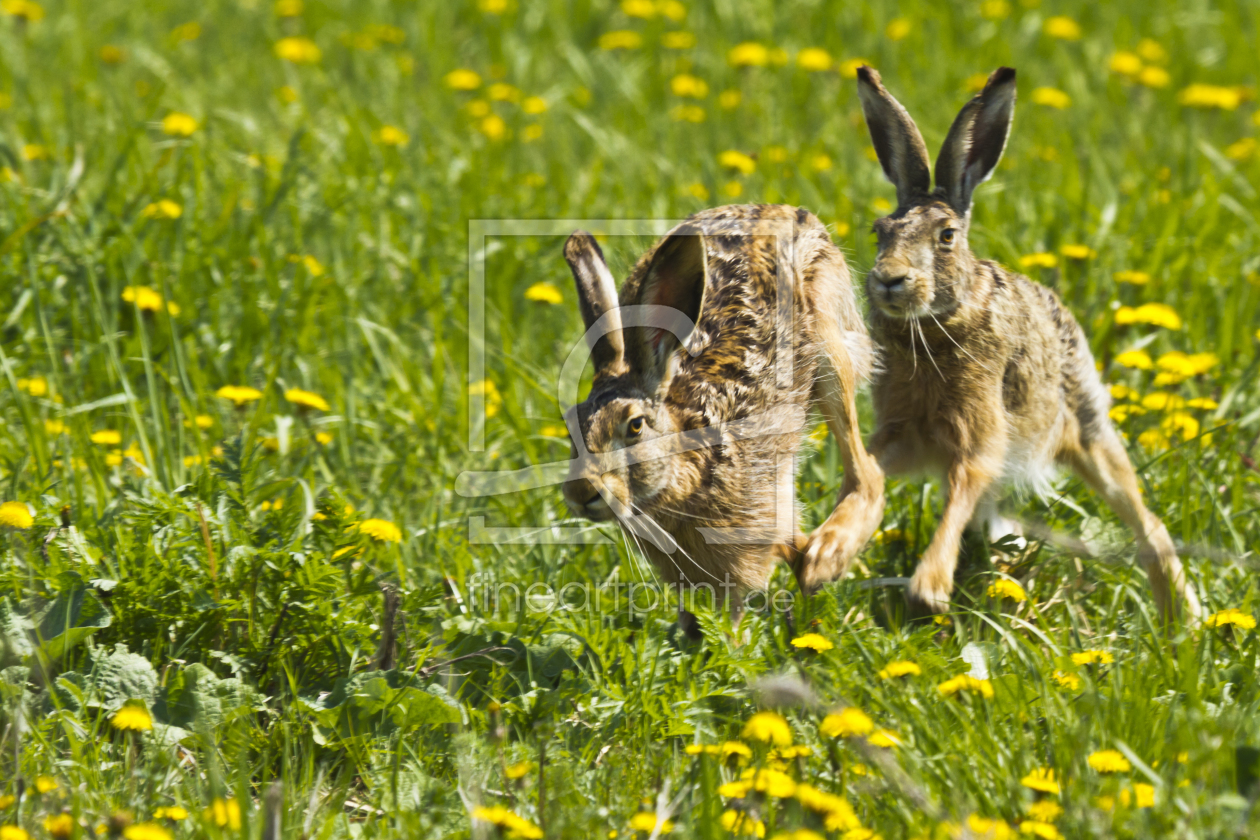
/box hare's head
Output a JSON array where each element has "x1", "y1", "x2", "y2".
[
  {"x1": 558, "y1": 230, "x2": 707, "y2": 522},
  {"x1": 857, "y1": 66, "x2": 1016, "y2": 319}
]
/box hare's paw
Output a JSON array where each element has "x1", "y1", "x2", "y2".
[
  {"x1": 907, "y1": 563, "x2": 953, "y2": 615},
  {"x1": 799, "y1": 491, "x2": 884, "y2": 593}
]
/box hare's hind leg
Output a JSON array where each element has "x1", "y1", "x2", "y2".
[
  {"x1": 1064, "y1": 429, "x2": 1201, "y2": 623},
  {"x1": 798, "y1": 359, "x2": 885, "y2": 593}
]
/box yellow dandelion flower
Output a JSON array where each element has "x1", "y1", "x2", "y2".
[
  {"x1": 479, "y1": 114, "x2": 507, "y2": 140},
  {"x1": 662, "y1": 31, "x2": 695, "y2": 49},
  {"x1": 190, "y1": 415, "x2": 213, "y2": 430},
  {"x1": 122, "y1": 286, "x2": 167, "y2": 313},
  {"x1": 275, "y1": 0, "x2": 302, "y2": 15},
  {"x1": 285, "y1": 388, "x2": 330, "y2": 412},
  {"x1": 111, "y1": 704, "x2": 153, "y2": 732},
  {"x1": 445, "y1": 69, "x2": 482, "y2": 90},
  {"x1": 658, "y1": 0, "x2": 686, "y2": 21},
  {"x1": 796, "y1": 48, "x2": 832, "y2": 72},
  {"x1": 937, "y1": 675, "x2": 995, "y2": 699},
  {"x1": 469, "y1": 379, "x2": 502, "y2": 417},
  {"x1": 1139, "y1": 66, "x2": 1171, "y2": 88},
  {"x1": 1156, "y1": 351, "x2": 1218, "y2": 379},
  {"x1": 1043, "y1": 16, "x2": 1081, "y2": 40},
  {"x1": 741, "y1": 711, "x2": 792, "y2": 746},
  {"x1": 628, "y1": 812, "x2": 672, "y2": 834},
  {"x1": 795, "y1": 785, "x2": 857, "y2": 826},
  {"x1": 718, "y1": 149, "x2": 757, "y2": 175},
  {"x1": 1185, "y1": 397, "x2": 1218, "y2": 410},
  {"x1": 1051, "y1": 670, "x2": 1081, "y2": 690},
  {"x1": 1020, "y1": 767, "x2": 1061, "y2": 795},
  {"x1": 718, "y1": 809, "x2": 765, "y2": 837},
  {"x1": 1060, "y1": 244, "x2": 1096, "y2": 260},
  {"x1": 123, "y1": 824, "x2": 171, "y2": 840},
  {"x1": 205, "y1": 799, "x2": 242, "y2": 831},
  {"x1": 838, "y1": 58, "x2": 869, "y2": 79},
  {"x1": 1088, "y1": 750, "x2": 1131, "y2": 773},
  {"x1": 1137, "y1": 38, "x2": 1167, "y2": 62},
  {"x1": 1114, "y1": 269, "x2": 1150, "y2": 285},
  {"x1": 728, "y1": 42, "x2": 768, "y2": 67},
  {"x1": 274, "y1": 36, "x2": 321, "y2": 64},
  {"x1": 521, "y1": 96, "x2": 547, "y2": 114},
  {"x1": 1071, "y1": 649, "x2": 1114, "y2": 665},
  {"x1": 1178, "y1": 84, "x2": 1242, "y2": 110},
  {"x1": 790, "y1": 633, "x2": 833, "y2": 652},
  {"x1": 161, "y1": 112, "x2": 198, "y2": 136},
  {"x1": 1110, "y1": 383, "x2": 1139, "y2": 401},
  {"x1": 670, "y1": 73, "x2": 708, "y2": 98},
  {"x1": 979, "y1": 0, "x2": 1010, "y2": 19},
  {"x1": 91, "y1": 429, "x2": 122, "y2": 445},
  {"x1": 34, "y1": 776, "x2": 57, "y2": 793},
  {"x1": 867, "y1": 729, "x2": 901, "y2": 748},
  {"x1": 0, "y1": 796, "x2": 14, "y2": 809},
  {"x1": 42, "y1": 815, "x2": 73, "y2": 838},
  {"x1": 877, "y1": 660, "x2": 921, "y2": 679},
  {"x1": 45, "y1": 419, "x2": 67, "y2": 435},
  {"x1": 885, "y1": 18, "x2": 911, "y2": 40},
  {"x1": 598, "y1": 30, "x2": 642, "y2": 50},
  {"x1": 487, "y1": 82, "x2": 520, "y2": 102},
  {"x1": 718, "y1": 781, "x2": 752, "y2": 798},
  {"x1": 812, "y1": 153, "x2": 833, "y2": 171},
  {"x1": 1109, "y1": 404, "x2": 1146, "y2": 422},
  {"x1": 1115, "y1": 303, "x2": 1182, "y2": 330},
  {"x1": 1031, "y1": 87, "x2": 1071, "y2": 109},
  {"x1": 1205, "y1": 608, "x2": 1256, "y2": 629},
  {"x1": 1141, "y1": 392, "x2": 1184, "y2": 410},
  {"x1": 21, "y1": 143, "x2": 50, "y2": 161},
  {"x1": 1114, "y1": 349, "x2": 1153, "y2": 369},
  {"x1": 0, "y1": 828, "x2": 29, "y2": 840},
  {"x1": 375, "y1": 125, "x2": 409, "y2": 147},
  {"x1": 620, "y1": 0, "x2": 655, "y2": 18},
  {"x1": 141, "y1": 200, "x2": 183, "y2": 220},
  {"x1": 525, "y1": 282, "x2": 563, "y2": 304},
  {"x1": 988, "y1": 578, "x2": 1027, "y2": 602},
  {"x1": 1026, "y1": 800, "x2": 1062, "y2": 823},
  {"x1": 505, "y1": 760, "x2": 534, "y2": 779},
  {"x1": 669, "y1": 104, "x2": 705, "y2": 122},
  {"x1": 718, "y1": 89, "x2": 743, "y2": 109},
  {"x1": 216, "y1": 385, "x2": 263, "y2": 406},
  {"x1": 170, "y1": 21, "x2": 201, "y2": 41},
  {"x1": 358, "y1": 518, "x2": 402, "y2": 542},
  {"x1": 1226, "y1": 137, "x2": 1257, "y2": 161},
  {"x1": 820, "y1": 707, "x2": 874, "y2": 738},
  {"x1": 1019, "y1": 821, "x2": 1061, "y2": 839},
  {"x1": 1019, "y1": 252, "x2": 1058, "y2": 269},
  {"x1": 740, "y1": 767, "x2": 797, "y2": 798},
  {"x1": 99, "y1": 44, "x2": 125, "y2": 63},
  {"x1": 1109, "y1": 51, "x2": 1143, "y2": 77},
  {"x1": 16, "y1": 376, "x2": 47, "y2": 396},
  {"x1": 966, "y1": 815, "x2": 1014, "y2": 839},
  {"x1": 2, "y1": 0, "x2": 44, "y2": 22}
]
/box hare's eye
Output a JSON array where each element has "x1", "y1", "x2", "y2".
[
  {"x1": 940, "y1": 229, "x2": 956, "y2": 244},
  {"x1": 627, "y1": 416, "x2": 645, "y2": 437}
]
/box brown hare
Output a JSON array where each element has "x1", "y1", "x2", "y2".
[
  {"x1": 855, "y1": 65, "x2": 1200, "y2": 621},
  {"x1": 560, "y1": 205, "x2": 885, "y2": 615}
]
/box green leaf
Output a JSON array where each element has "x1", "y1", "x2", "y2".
[
  {"x1": 82, "y1": 644, "x2": 158, "y2": 712},
  {"x1": 34, "y1": 574, "x2": 112, "y2": 661}
]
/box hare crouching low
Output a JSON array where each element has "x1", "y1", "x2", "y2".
[
  {"x1": 560, "y1": 205, "x2": 885, "y2": 604},
  {"x1": 856, "y1": 66, "x2": 1201, "y2": 621}
]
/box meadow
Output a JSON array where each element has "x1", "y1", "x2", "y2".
[{"x1": 1, "y1": 0, "x2": 1259, "y2": 837}]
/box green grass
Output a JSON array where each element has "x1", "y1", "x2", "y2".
[{"x1": 1, "y1": 0, "x2": 1259, "y2": 838}]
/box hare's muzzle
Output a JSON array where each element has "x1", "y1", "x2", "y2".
[{"x1": 563, "y1": 475, "x2": 613, "y2": 521}]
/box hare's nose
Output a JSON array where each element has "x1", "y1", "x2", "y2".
[
  {"x1": 876, "y1": 272, "x2": 907, "y2": 292},
  {"x1": 563, "y1": 477, "x2": 600, "y2": 508}
]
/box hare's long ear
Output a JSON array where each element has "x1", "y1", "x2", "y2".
[
  {"x1": 564, "y1": 231, "x2": 627, "y2": 377},
  {"x1": 935, "y1": 67, "x2": 1016, "y2": 214},
  {"x1": 857, "y1": 65, "x2": 932, "y2": 207},
  {"x1": 629, "y1": 229, "x2": 707, "y2": 389}
]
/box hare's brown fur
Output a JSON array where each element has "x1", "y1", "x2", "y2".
[
  {"x1": 561, "y1": 205, "x2": 884, "y2": 601},
  {"x1": 858, "y1": 66, "x2": 1200, "y2": 621}
]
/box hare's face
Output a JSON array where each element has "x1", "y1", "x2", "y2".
[
  {"x1": 562, "y1": 395, "x2": 676, "y2": 522},
  {"x1": 868, "y1": 200, "x2": 969, "y2": 319}
]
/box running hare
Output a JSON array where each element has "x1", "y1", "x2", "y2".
[
  {"x1": 856, "y1": 66, "x2": 1200, "y2": 621},
  {"x1": 560, "y1": 205, "x2": 885, "y2": 611}
]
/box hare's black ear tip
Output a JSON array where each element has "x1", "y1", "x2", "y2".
[
  {"x1": 856, "y1": 65, "x2": 879, "y2": 85},
  {"x1": 564, "y1": 230, "x2": 596, "y2": 260},
  {"x1": 990, "y1": 66, "x2": 1016, "y2": 87}
]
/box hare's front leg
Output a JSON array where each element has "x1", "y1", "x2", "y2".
[
  {"x1": 798, "y1": 366, "x2": 886, "y2": 593},
  {"x1": 1062, "y1": 428, "x2": 1201, "y2": 623},
  {"x1": 909, "y1": 448, "x2": 1003, "y2": 614}
]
